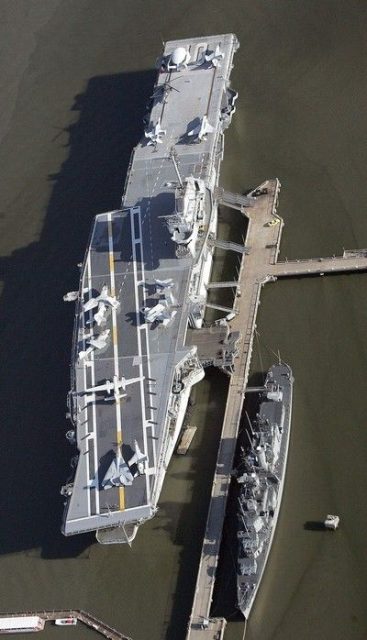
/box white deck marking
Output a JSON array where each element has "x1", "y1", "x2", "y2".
[
  {"x1": 87, "y1": 250, "x2": 100, "y2": 514},
  {"x1": 140, "y1": 140, "x2": 172, "y2": 478},
  {"x1": 137, "y1": 207, "x2": 157, "y2": 472},
  {"x1": 81, "y1": 349, "x2": 91, "y2": 517},
  {"x1": 130, "y1": 206, "x2": 150, "y2": 502},
  {"x1": 77, "y1": 251, "x2": 95, "y2": 517}
]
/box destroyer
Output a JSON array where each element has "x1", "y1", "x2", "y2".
[
  {"x1": 236, "y1": 363, "x2": 293, "y2": 617},
  {"x1": 61, "y1": 35, "x2": 239, "y2": 544}
]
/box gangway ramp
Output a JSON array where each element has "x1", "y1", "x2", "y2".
[
  {"x1": 215, "y1": 187, "x2": 256, "y2": 210},
  {"x1": 206, "y1": 281, "x2": 239, "y2": 289},
  {"x1": 213, "y1": 238, "x2": 247, "y2": 254}
]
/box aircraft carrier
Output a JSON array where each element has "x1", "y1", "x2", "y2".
[
  {"x1": 236, "y1": 363, "x2": 293, "y2": 617},
  {"x1": 61, "y1": 34, "x2": 240, "y2": 544}
]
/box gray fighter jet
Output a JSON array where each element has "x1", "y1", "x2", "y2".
[
  {"x1": 102, "y1": 440, "x2": 147, "y2": 489},
  {"x1": 78, "y1": 329, "x2": 110, "y2": 362},
  {"x1": 188, "y1": 115, "x2": 214, "y2": 142},
  {"x1": 83, "y1": 285, "x2": 120, "y2": 312},
  {"x1": 205, "y1": 45, "x2": 224, "y2": 67},
  {"x1": 101, "y1": 450, "x2": 134, "y2": 489},
  {"x1": 128, "y1": 440, "x2": 148, "y2": 476},
  {"x1": 144, "y1": 118, "x2": 166, "y2": 146}
]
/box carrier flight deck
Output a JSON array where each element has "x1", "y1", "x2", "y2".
[{"x1": 61, "y1": 34, "x2": 239, "y2": 544}]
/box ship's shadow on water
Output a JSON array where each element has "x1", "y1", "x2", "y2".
[
  {"x1": 0, "y1": 70, "x2": 155, "y2": 558},
  {"x1": 303, "y1": 521, "x2": 326, "y2": 532}
]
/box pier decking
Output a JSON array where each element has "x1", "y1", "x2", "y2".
[
  {"x1": 0, "y1": 610, "x2": 132, "y2": 639},
  {"x1": 186, "y1": 178, "x2": 366, "y2": 638},
  {"x1": 187, "y1": 179, "x2": 282, "y2": 638},
  {"x1": 269, "y1": 251, "x2": 367, "y2": 278}
]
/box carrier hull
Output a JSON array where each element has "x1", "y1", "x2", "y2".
[{"x1": 61, "y1": 35, "x2": 240, "y2": 543}]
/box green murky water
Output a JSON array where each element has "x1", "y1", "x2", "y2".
[{"x1": 1, "y1": 2, "x2": 366, "y2": 639}]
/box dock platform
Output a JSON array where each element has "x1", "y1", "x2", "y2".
[
  {"x1": 186, "y1": 178, "x2": 366, "y2": 638},
  {"x1": 0, "y1": 610, "x2": 132, "y2": 639},
  {"x1": 186, "y1": 178, "x2": 282, "y2": 638},
  {"x1": 269, "y1": 251, "x2": 367, "y2": 278}
]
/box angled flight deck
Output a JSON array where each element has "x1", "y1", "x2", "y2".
[{"x1": 62, "y1": 34, "x2": 239, "y2": 543}]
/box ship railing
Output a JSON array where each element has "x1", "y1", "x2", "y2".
[
  {"x1": 241, "y1": 283, "x2": 261, "y2": 347},
  {"x1": 277, "y1": 249, "x2": 367, "y2": 266},
  {"x1": 69, "y1": 217, "x2": 96, "y2": 391},
  {"x1": 343, "y1": 248, "x2": 367, "y2": 258},
  {"x1": 121, "y1": 148, "x2": 136, "y2": 203}
]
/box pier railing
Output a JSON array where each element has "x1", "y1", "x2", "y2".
[{"x1": 269, "y1": 250, "x2": 367, "y2": 278}]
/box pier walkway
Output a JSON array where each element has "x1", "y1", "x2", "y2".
[
  {"x1": 269, "y1": 250, "x2": 367, "y2": 278},
  {"x1": 186, "y1": 178, "x2": 367, "y2": 639},
  {"x1": 0, "y1": 610, "x2": 132, "y2": 639}
]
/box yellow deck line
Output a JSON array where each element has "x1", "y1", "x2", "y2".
[
  {"x1": 107, "y1": 215, "x2": 125, "y2": 512},
  {"x1": 119, "y1": 487, "x2": 125, "y2": 510}
]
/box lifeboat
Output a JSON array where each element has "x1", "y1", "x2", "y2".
[{"x1": 55, "y1": 618, "x2": 77, "y2": 626}]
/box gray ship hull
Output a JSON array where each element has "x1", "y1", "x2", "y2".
[
  {"x1": 236, "y1": 363, "x2": 293, "y2": 618},
  {"x1": 61, "y1": 34, "x2": 240, "y2": 543}
]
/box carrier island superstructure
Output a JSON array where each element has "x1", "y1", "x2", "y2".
[{"x1": 61, "y1": 34, "x2": 239, "y2": 544}]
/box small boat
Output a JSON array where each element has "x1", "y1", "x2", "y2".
[
  {"x1": 177, "y1": 426, "x2": 197, "y2": 455},
  {"x1": 267, "y1": 218, "x2": 280, "y2": 227},
  {"x1": 55, "y1": 618, "x2": 77, "y2": 626},
  {"x1": 324, "y1": 514, "x2": 340, "y2": 530}
]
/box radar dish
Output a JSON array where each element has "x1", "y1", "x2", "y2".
[{"x1": 171, "y1": 47, "x2": 187, "y2": 65}]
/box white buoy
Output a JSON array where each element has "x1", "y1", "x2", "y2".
[{"x1": 324, "y1": 514, "x2": 340, "y2": 530}]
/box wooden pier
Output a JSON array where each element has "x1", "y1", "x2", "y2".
[
  {"x1": 269, "y1": 251, "x2": 367, "y2": 278},
  {"x1": 0, "y1": 610, "x2": 132, "y2": 639},
  {"x1": 186, "y1": 178, "x2": 366, "y2": 639}
]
